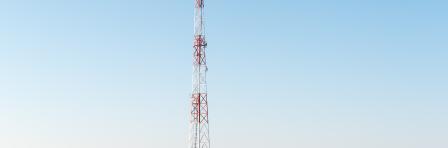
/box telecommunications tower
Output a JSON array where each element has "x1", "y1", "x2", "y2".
[{"x1": 189, "y1": 0, "x2": 210, "y2": 148}]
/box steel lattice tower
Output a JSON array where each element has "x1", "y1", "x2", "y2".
[{"x1": 189, "y1": 0, "x2": 210, "y2": 148}]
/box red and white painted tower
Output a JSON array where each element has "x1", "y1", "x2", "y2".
[{"x1": 189, "y1": 0, "x2": 210, "y2": 148}]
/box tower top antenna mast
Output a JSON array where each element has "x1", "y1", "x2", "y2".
[{"x1": 189, "y1": 0, "x2": 210, "y2": 148}]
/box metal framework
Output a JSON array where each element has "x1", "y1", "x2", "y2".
[{"x1": 189, "y1": 0, "x2": 210, "y2": 148}]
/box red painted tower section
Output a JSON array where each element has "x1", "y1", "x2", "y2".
[{"x1": 189, "y1": 0, "x2": 210, "y2": 148}]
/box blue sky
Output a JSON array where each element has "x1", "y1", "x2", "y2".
[{"x1": 0, "y1": 0, "x2": 447, "y2": 148}]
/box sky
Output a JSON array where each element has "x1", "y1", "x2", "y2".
[{"x1": 0, "y1": 0, "x2": 447, "y2": 148}]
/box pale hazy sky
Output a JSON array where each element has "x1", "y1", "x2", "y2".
[{"x1": 0, "y1": 0, "x2": 447, "y2": 148}]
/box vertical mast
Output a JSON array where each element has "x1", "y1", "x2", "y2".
[{"x1": 189, "y1": 0, "x2": 210, "y2": 148}]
